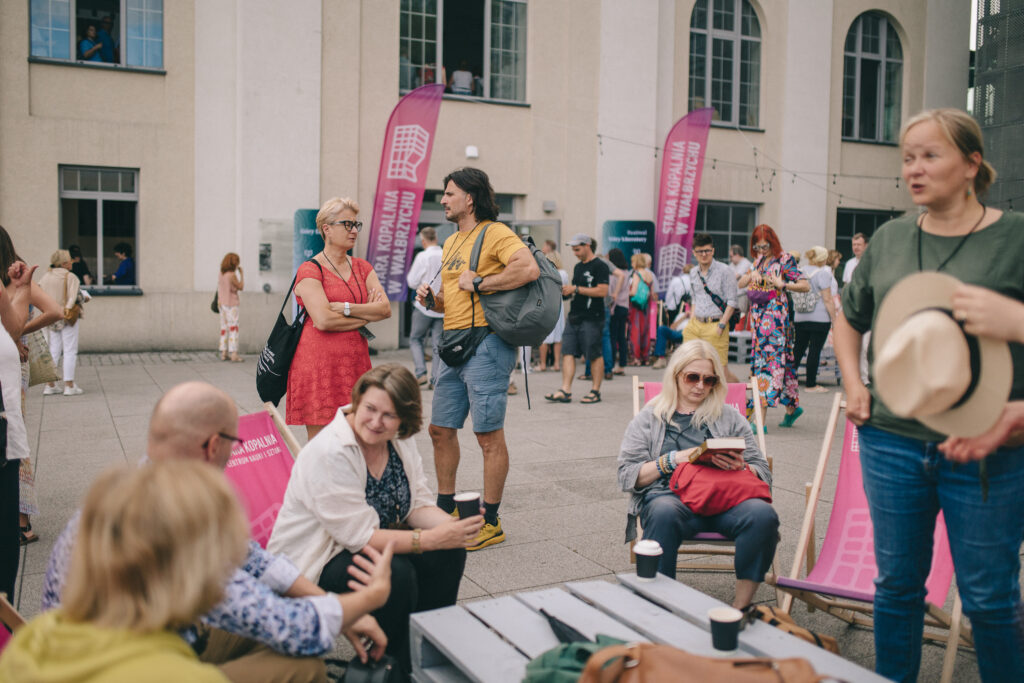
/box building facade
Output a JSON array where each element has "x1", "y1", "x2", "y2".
[{"x1": 0, "y1": 0, "x2": 970, "y2": 351}]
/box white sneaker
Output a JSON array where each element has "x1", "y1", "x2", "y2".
[
  {"x1": 63, "y1": 385, "x2": 83, "y2": 396},
  {"x1": 43, "y1": 385, "x2": 61, "y2": 395}
]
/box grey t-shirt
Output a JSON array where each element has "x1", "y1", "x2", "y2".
[
  {"x1": 794, "y1": 267, "x2": 834, "y2": 324},
  {"x1": 842, "y1": 211, "x2": 1024, "y2": 442}
]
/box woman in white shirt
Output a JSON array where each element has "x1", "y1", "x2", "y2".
[
  {"x1": 793, "y1": 247, "x2": 837, "y2": 393},
  {"x1": 268, "y1": 364, "x2": 483, "y2": 675}
]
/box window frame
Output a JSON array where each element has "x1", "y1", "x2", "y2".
[
  {"x1": 29, "y1": 0, "x2": 165, "y2": 72},
  {"x1": 399, "y1": 0, "x2": 528, "y2": 104},
  {"x1": 59, "y1": 165, "x2": 142, "y2": 293},
  {"x1": 688, "y1": 0, "x2": 762, "y2": 129},
  {"x1": 834, "y1": 208, "x2": 901, "y2": 261},
  {"x1": 691, "y1": 200, "x2": 760, "y2": 265},
  {"x1": 841, "y1": 12, "x2": 902, "y2": 144}
]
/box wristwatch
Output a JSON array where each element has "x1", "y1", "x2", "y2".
[
  {"x1": 343, "y1": 301, "x2": 351, "y2": 317},
  {"x1": 717, "y1": 321, "x2": 726, "y2": 329},
  {"x1": 472, "y1": 276, "x2": 484, "y2": 294}
]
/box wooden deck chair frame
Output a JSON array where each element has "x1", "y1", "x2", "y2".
[
  {"x1": 264, "y1": 401, "x2": 302, "y2": 460},
  {"x1": 773, "y1": 393, "x2": 971, "y2": 683},
  {"x1": 0, "y1": 593, "x2": 26, "y2": 650},
  {"x1": 630, "y1": 374, "x2": 770, "y2": 572}
]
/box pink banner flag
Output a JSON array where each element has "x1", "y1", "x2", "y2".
[
  {"x1": 653, "y1": 108, "x2": 713, "y2": 293},
  {"x1": 366, "y1": 83, "x2": 445, "y2": 301},
  {"x1": 224, "y1": 412, "x2": 296, "y2": 548}
]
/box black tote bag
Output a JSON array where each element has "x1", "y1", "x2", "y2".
[{"x1": 256, "y1": 262, "x2": 319, "y2": 405}]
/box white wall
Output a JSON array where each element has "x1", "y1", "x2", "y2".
[
  {"x1": 922, "y1": 0, "x2": 971, "y2": 110},
  {"x1": 194, "y1": 0, "x2": 322, "y2": 294}
]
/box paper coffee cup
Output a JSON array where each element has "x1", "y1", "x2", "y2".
[
  {"x1": 708, "y1": 606, "x2": 743, "y2": 652},
  {"x1": 454, "y1": 492, "x2": 481, "y2": 519},
  {"x1": 633, "y1": 539, "x2": 663, "y2": 581}
]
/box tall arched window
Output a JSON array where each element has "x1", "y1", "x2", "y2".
[
  {"x1": 688, "y1": 0, "x2": 761, "y2": 127},
  {"x1": 842, "y1": 12, "x2": 902, "y2": 142}
]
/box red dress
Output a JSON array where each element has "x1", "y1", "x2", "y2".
[{"x1": 286, "y1": 258, "x2": 373, "y2": 425}]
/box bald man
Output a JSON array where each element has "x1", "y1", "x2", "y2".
[{"x1": 42, "y1": 382, "x2": 392, "y2": 683}]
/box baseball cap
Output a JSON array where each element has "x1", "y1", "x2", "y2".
[{"x1": 565, "y1": 233, "x2": 592, "y2": 247}]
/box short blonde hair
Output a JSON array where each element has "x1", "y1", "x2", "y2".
[
  {"x1": 804, "y1": 246, "x2": 828, "y2": 266},
  {"x1": 648, "y1": 340, "x2": 727, "y2": 428},
  {"x1": 901, "y1": 108, "x2": 997, "y2": 198},
  {"x1": 545, "y1": 250, "x2": 562, "y2": 270},
  {"x1": 50, "y1": 249, "x2": 71, "y2": 268},
  {"x1": 315, "y1": 197, "x2": 360, "y2": 240},
  {"x1": 630, "y1": 252, "x2": 646, "y2": 269},
  {"x1": 62, "y1": 460, "x2": 249, "y2": 632}
]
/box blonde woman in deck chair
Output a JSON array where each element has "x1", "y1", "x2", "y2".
[{"x1": 617, "y1": 340, "x2": 777, "y2": 609}]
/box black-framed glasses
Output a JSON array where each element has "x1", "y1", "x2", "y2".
[
  {"x1": 752, "y1": 244, "x2": 771, "y2": 252},
  {"x1": 203, "y1": 432, "x2": 244, "y2": 449},
  {"x1": 329, "y1": 220, "x2": 363, "y2": 232},
  {"x1": 693, "y1": 248, "x2": 714, "y2": 255}
]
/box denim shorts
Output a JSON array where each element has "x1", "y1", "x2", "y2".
[
  {"x1": 431, "y1": 333, "x2": 516, "y2": 433},
  {"x1": 561, "y1": 317, "x2": 603, "y2": 360}
]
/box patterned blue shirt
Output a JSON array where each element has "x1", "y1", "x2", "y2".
[{"x1": 41, "y1": 510, "x2": 342, "y2": 656}]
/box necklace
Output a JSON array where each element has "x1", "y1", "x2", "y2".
[
  {"x1": 322, "y1": 250, "x2": 365, "y2": 303},
  {"x1": 916, "y1": 204, "x2": 986, "y2": 273},
  {"x1": 439, "y1": 221, "x2": 487, "y2": 273}
]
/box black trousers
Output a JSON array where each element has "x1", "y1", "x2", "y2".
[
  {"x1": 610, "y1": 307, "x2": 629, "y2": 368},
  {"x1": 793, "y1": 321, "x2": 832, "y2": 388},
  {"x1": 0, "y1": 458, "x2": 20, "y2": 600},
  {"x1": 318, "y1": 547, "x2": 466, "y2": 674}
]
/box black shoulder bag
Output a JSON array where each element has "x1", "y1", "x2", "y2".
[
  {"x1": 255, "y1": 260, "x2": 321, "y2": 406},
  {"x1": 695, "y1": 268, "x2": 740, "y2": 331}
]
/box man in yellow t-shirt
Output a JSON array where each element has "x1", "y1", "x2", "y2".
[{"x1": 415, "y1": 168, "x2": 539, "y2": 550}]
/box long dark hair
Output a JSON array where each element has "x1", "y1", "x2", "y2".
[
  {"x1": 0, "y1": 225, "x2": 23, "y2": 287},
  {"x1": 608, "y1": 248, "x2": 628, "y2": 270},
  {"x1": 443, "y1": 167, "x2": 500, "y2": 222}
]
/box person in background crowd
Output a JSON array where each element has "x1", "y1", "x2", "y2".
[
  {"x1": 545, "y1": 234, "x2": 609, "y2": 405},
  {"x1": 97, "y1": 15, "x2": 118, "y2": 62},
  {"x1": 218, "y1": 253, "x2": 244, "y2": 362},
  {"x1": 792, "y1": 246, "x2": 836, "y2": 394},
  {"x1": 39, "y1": 250, "x2": 84, "y2": 396},
  {"x1": 78, "y1": 24, "x2": 102, "y2": 62},
  {"x1": 287, "y1": 197, "x2": 391, "y2": 441},
  {"x1": 269, "y1": 365, "x2": 480, "y2": 676},
  {"x1": 43, "y1": 381, "x2": 392, "y2": 682},
  {"x1": 738, "y1": 225, "x2": 809, "y2": 429},
  {"x1": 406, "y1": 227, "x2": 444, "y2": 388},
  {"x1": 730, "y1": 244, "x2": 752, "y2": 279},
  {"x1": 541, "y1": 239, "x2": 558, "y2": 255},
  {"x1": 535, "y1": 250, "x2": 568, "y2": 372},
  {"x1": 618, "y1": 340, "x2": 777, "y2": 609},
  {"x1": 68, "y1": 244, "x2": 93, "y2": 285},
  {"x1": 105, "y1": 242, "x2": 135, "y2": 285},
  {"x1": 607, "y1": 248, "x2": 630, "y2": 375},
  {"x1": 627, "y1": 253, "x2": 656, "y2": 366},
  {"x1": 836, "y1": 108, "x2": 1024, "y2": 682},
  {"x1": 842, "y1": 232, "x2": 868, "y2": 285},
  {"x1": 448, "y1": 60, "x2": 474, "y2": 94},
  {"x1": 582, "y1": 240, "x2": 615, "y2": 382}
]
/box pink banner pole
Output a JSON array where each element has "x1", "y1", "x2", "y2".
[
  {"x1": 365, "y1": 83, "x2": 445, "y2": 301},
  {"x1": 653, "y1": 108, "x2": 714, "y2": 294}
]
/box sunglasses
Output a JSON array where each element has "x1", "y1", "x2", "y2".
[
  {"x1": 329, "y1": 220, "x2": 363, "y2": 232},
  {"x1": 680, "y1": 372, "x2": 719, "y2": 387},
  {"x1": 752, "y1": 244, "x2": 771, "y2": 252}
]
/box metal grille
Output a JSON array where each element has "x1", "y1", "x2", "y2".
[{"x1": 975, "y1": 0, "x2": 1024, "y2": 209}]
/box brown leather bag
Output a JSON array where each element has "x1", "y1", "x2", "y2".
[
  {"x1": 62, "y1": 272, "x2": 82, "y2": 325},
  {"x1": 579, "y1": 643, "x2": 826, "y2": 683},
  {"x1": 745, "y1": 605, "x2": 840, "y2": 654}
]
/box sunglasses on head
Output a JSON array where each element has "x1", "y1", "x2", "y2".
[{"x1": 680, "y1": 372, "x2": 719, "y2": 387}]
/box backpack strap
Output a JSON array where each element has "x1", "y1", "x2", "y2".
[{"x1": 467, "y1": 221, "x2": 493, "y2": 273}]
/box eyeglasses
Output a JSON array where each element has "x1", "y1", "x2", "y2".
[
  {"x1": 329, "y1": 220, "x2": 363, "y2": 232},
  {"x1": 752, "y1": 244, "x2": 771, "y2": 253},
  {"x1": 680, "y1": 372, "x2": 719, "y2": 387},
  {"x1": 203, "y1": 432, "x2": 244, "y2": 449},
  {"x1": 693, "y1": 248, "x2": 714, "y2": 255}
]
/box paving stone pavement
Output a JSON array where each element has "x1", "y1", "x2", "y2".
[{"x1": 12, "y1": 349, "x2": 998, "y2": 681}]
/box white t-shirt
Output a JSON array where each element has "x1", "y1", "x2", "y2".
[
  {"x1": 406, "y1": 244, "x2": 444, "y2": 318},
  {"x1": 842, "y1": 257, "x2": 859, "y2": 284},
  {"x1": 730, "y1": 257, "x2": 752, "y2": 278}
]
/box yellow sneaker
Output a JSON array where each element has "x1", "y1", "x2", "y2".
[
  {"x1": 449, "y1": 508, "x2": 459, "y2": 519},
  {"x1": 467, "y1": 519, "x2": 505, "y2": 551}
]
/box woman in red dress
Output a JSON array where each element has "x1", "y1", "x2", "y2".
[{"x1": 287, "y1": 197, "x2": 392, "y2": 439}]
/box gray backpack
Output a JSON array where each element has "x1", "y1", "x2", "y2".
[{"x1": 469, "y1": 223, "x2": 562, "y2": 347}]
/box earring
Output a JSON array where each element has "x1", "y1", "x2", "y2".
[{"x1": 966, "y1": 186, "x2": 973, "y2": 199}]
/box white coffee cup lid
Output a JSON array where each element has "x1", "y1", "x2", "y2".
[
  {"x1": 708, "y1": 606, "x2": 743, "y2": 622},
  {"x1": 454, "y1": 492, "x2": 480, "y2": 501},
  {"x1": 634, "y1": 539, "x2": 663, "y2": 555}
]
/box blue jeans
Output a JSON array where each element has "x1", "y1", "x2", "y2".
[
  {"x1": 858, "y1": 425, "x2": 1024, "y2": 683},
  {"x1": 585, "y1": 310, "x2": 613, "y2": 375},
  {"x1": 639, "y1": 489, "x2": 779, "y2": 582},
  {"x1": 431, "y1": 333, "x2": 516, "y2": 433},
  {"x1": 653, "y1": 325, "x2": 683, "y2": 358}
]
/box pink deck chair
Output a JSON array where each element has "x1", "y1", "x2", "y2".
[
  {"x1": 223, "y1": 404, "x2": 300, "y2": 548},
  {"x1": 630, "y1": 375, "x2": 770, "y2": 572},
  {"x1": 774, "y1": 393, "x2": 970, "y2": 682}
]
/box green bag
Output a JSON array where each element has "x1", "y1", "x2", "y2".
[
  {"x1": 523, "y1": 635, "x2": 626, "y2": 683},
  {"x1": 630, "y1": 271, "x2": 650, "y2": 309}
]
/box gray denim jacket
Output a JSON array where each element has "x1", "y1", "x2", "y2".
[{"x1": 617, "y1": 403, "x2": 771, "y2": 542}]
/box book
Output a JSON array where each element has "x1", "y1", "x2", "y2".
[{"x1": 687, "y1": 437, "x2": 747, "y2": 466}]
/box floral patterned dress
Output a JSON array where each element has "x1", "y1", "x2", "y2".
[{"x1": 748, "y1": 252, "x2": 804, "y2": 409}]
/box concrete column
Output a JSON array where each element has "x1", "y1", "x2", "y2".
[{"x1": 922, "y1": 0, "x2": 971, "y2": 110}]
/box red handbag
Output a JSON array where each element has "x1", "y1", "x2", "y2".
[{"x1": 669, "y1": 462, "x2": 771, "y2": 516}]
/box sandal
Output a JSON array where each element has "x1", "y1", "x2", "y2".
[
  {"x1": 20, "y1": 527, "x2": 39, "y2": 545},
  {"x1": 580, "y1": 389, "x2": 602, "y2": 404},
  {"x1": 544, "y1": 389, "x2": 572, "y2": 403}
]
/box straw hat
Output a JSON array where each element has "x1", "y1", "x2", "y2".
[{"x1": 873, "y1": 272, "x2": 1012, "y2": 437}]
